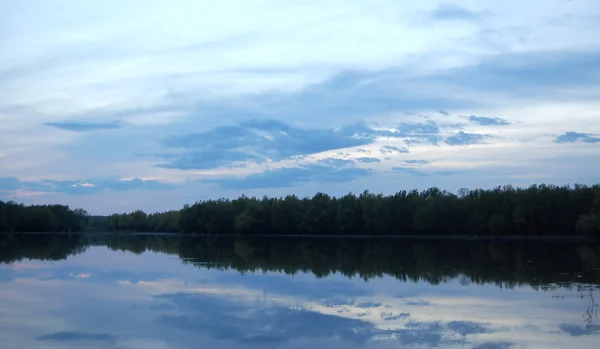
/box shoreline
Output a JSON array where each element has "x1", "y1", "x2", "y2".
[{"x1": 6, "y1": 232, "x2": 599, "y2": 241}]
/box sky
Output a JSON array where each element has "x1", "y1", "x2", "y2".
[{"x1": 1, "y1": 0, "x2": 599, "y2": 214}]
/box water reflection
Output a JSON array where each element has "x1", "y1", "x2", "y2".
[{"x1": 0, "y1": 235, "x2": 599, "y2": 348}]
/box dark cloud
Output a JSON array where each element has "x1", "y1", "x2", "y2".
[
  {"x1": 396, "y1": 121, "x2": 441, "y2": 135},
  {"x1": 37, "y1": 331, "x2": 116, "y2": 343},
  {"x1": 318, "y1": 158, "x2": 356, "y2": 167},
  {"x1": 427, "y1": 3, "x2": 484, "y2": 21},
  {"x1": 356, "y1": 157, "x2": 382, "y2": 163},
  {"x1": 392, "y1": 167, "x2": 463, "y2": 177},
  {"x1": 206, "y1": 165, "x2": 374, "y2": 189},
  {"x1": 394, "y1": 121, "x2": 443, "y2": 145},
  {"x1": 14, "y1": 49, "x2": 599, "y2": 142},
  {"x1": 256, "y1": 70, "x2": 474, "y2": 122},
  {"x1": 555, "y1": 132, "x2": 600, "y2": 144},
  {"x1": 0, "y1": 177, "x2": 175, "y2": 195},
  {"x1": 406, "y1": 300, "x2": 431, "y2": 306},
  {"x1": 380, "y1": 312, "x2": 410, "y2": 321},
  {"x1": 158, "y1": 120, "x2": 388, "y2": 170},
  {"x1": 468, "y1": 115, "x2": 511, "y2": 126},
  {"x1": 156, "y1": 149, "x2": 259, "y2": 170},
  {"x1": 392, "y1": 167, "x2": 430, "y2": 177},
  {"x1": 0, "y1": 177, "x2": 22, "y2": 191},
  {"x1": 394, "y1": 330, "x2": 444, "y2": 346},
  {"x1": 472, "y1": 342, "x2": 515, "y2": 349},
  {"x1": 356, "y1": 301, "x2": 381, "y2": 308},
  {"x1": 445, "y1": 131, "x2": 489, "y2": 146},
  {"x1": 432, "y1": 50, "x2": 600, "y2": 95},
  {"x1": 404, "y1": 160, "x2": 430, "y2": 165},
  {"x1": 380, "y1": 145, "x2": 409, "y2": 154},
  {"x1": 43, "y1": 121, "x2": 123, "y2": 132}
]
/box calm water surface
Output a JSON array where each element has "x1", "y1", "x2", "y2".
[{"x1": 1, "y1": 235, "x2": 599, "y2": 349}]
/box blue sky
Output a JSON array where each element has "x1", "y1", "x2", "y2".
[{"x1": 1, "y1": 0, "x2": 599, "y2": 214}]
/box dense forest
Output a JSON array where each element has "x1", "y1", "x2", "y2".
[
  {"x1": 2, "y1": 235, "x2": 599, "y2": 289},
  {"x1": 0, "y1": 201, "x2": 88, "y2": 233},
  {"x1": 2, "y1": 183, "x2": 600, "y2": 236},
  {"x1": 104, "y1": 184, "x2": 600, "y2": 236}
]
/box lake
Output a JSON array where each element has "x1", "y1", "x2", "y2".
[{"x1": 1, "y1": 235, "x2": 599, "y2": 348}]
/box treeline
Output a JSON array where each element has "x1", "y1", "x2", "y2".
[
  {"x1": 2, "y1": 234, "x2": 599, "y2": 288},
  {"x1": 105, "y1": 184, "x2": 600, "y2": 236},
  {"x1": 105, "y1": 210, "x2": 180, "y2": 233},
  {"x1": 0, "y1": 201, "x2": 89, "y2": 233}
]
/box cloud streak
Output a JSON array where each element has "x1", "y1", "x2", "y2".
[
  {"x1": 468, "y1": 116, "x2": 511, "y2": 126},
  {"x1": 0, "y1": 177, "x2": 175, "y2": 196},
  {"x1": 37, "y1": 331, "x2": 116, "y2": 343},
  {"x1": 445, "y1": 131, "x2": 489, "y2": 146},
  {"x1": 427, "y1": 3, "x2": 484, "y2": 21},
  {"x1": 206, "y1": 165, "x2": 374, "y2": 189},
  {"x1": 555, "y1": 132, "x2": 600, "y2": 144},
  {"x1": 43, "y1": 121, "x2": 123, "y2": 132}
]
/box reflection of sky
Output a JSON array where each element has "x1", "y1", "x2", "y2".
[{"x1": 0, "y1": 246, "x2": 599, "y2": 349}]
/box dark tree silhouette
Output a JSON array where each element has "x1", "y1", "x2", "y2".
[
  {"x1": 0, "y1": 201, "x2": 88, "y2": 233},
  {"x1": 102, "y1": 184, "x2": 600, "y2": 237}
]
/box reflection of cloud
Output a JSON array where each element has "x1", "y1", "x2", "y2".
[
  {"x1": 394, "y1": 329, "x2": 445, "y2": 346},
  {"x1": 156, "y1": 292, "x2": 375, "y2": 345},
  {"x1": 447, "y1": 320, "x2": 495, "y2": 336},
  {"x1": 559, "y1": 324, "x2": 600, "y2": 336},
  {"x1": 9, "y1": 262, "x2": 48, "y2": 270},
  {"x1": 212, "y1": 273, "x2": 371, "y2": 299},
  {"x1": 3, "y1": 240, "x2": 600, "y2": 349},
  {"x1": 406, "y1": 300, "x2": 431, "y2": 306},
  {"x1": 381, "y1": 312, "x2": 410, "y2": 321},
  {"x1": 34, "y1": 265, "x2": 174, "y2": 284},
  {"x1": 69, "y1": 272, "x2": 92, "y2": 279},
  {"x1": 405, "y1": 320, "x2": 443, "y2": 332},
  {"x1": 38, "y1": 331, "x2": 116, "y2": 343}
]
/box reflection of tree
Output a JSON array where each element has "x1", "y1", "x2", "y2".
[
  {"x1": 0, "y1": 235, "x2": 87, "y2": 263},
  {"x1": 4, "y1": 235, "x2": 599, "y2": 292},
  {"x1": 582, "y1": 288, "x2": 599, "y2": 330}
]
